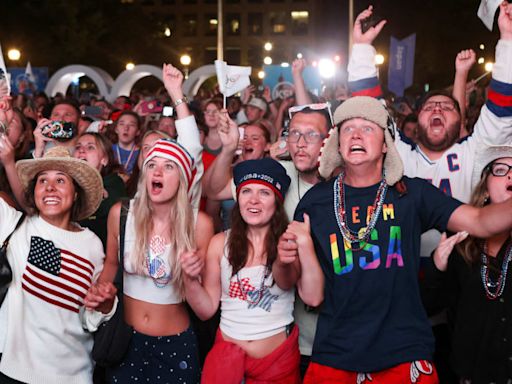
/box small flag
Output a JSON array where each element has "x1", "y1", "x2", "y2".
[
  {"x1": 0, "y1": 43, "x2": 11, "y2": 95},
  {"x1": 215, "y1": 60, "x2": 251, "y2": 97},
  {"x1": 25, "y1": 61, "x2": 35, "y2": 83},
  {"x1": 478, "y1": 0, "x2": 501, "y2": 31},
  {"x1": 22, "y1": 236, "x2": 95, "y2": 313}
]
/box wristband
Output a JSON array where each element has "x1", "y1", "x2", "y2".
[{"x1": 172, "y1": 96, "x2": 189, "y2": 108}]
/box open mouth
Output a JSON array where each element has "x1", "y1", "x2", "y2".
[
  {"x1": 430, "y1": 117, "x2": 444, "y2": 127},
  {"x1": 507, "y1": 185, "x2": 512, "y2": 192},
  {"x1": 151, "y1": 181, "x2": 163, "y2": 192},
  {"x1": 43, "y1": 197, "x2": 61, "y2": 205},
  {"x1": 350, "y1": 145, "x2": 366, "y2": 153},
  {"x1": 248, "y1": 208, "x2": 261, "y2": 214}
]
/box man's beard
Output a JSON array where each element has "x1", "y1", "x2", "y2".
[{"x1": 416, "y1": 121, "x2": 460, "y2": 152}]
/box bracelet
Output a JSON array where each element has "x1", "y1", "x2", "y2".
[{"x1": 172, "y1": 96, "x2": 189, "y2": 108}]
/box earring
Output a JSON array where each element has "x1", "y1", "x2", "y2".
[{"x1": 483, "y1": 195, "x2": 490, "y2": 205}]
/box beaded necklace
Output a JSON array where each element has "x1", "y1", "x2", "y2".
[
  {"x1": 333, "y1": 172, "x2": 388, "y2": 251},
  {"x1": 480, "y1": 240, "x2": 512, "y2": 300}
]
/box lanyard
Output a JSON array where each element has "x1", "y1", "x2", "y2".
[{"x1": 116, "y1": 144, "x2": 136, "y2": 171}]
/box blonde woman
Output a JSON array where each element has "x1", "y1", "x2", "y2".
[
  {"x1": 86, "y1": 65, "x2": 212, "y2": 383},
  {"x1": 89, "y1": 138, "x2": 213, "y2": 383}
]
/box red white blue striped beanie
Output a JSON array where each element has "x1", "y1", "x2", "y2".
[{"x1": 143, "y1": 138, "x2": 196, "y2": 191}]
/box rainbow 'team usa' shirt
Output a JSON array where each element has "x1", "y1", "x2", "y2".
[{"x1": 295, "y1": 176, "x2": 462, "y2": 372}]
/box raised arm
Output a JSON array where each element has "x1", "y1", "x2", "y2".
[
  {"x1": 163, "y1": 63, "x2": 191, "y2": 120},
  {"x1": 163, "y1": 63, "x2": 204, "y2": 209},
  {"x1": 261, "y1": 85, "x2": 278, "y2": 125},
  {"x1": 291, "y1": 58, "x2": 311, "y2": 105},
  {"x1": 0, "y1": 135, "x2": 27, "y2": 210},
  {"x1": 274, "y1": 96, "x2": 296, "y2": 139},
  {"x1": 348, "y1": 5, "x2": 386, "y2": 97},
  {"x1": 473, "y1": 2, "x2": 512, "y2": 144},
  {"x1": 203, "y1": 110, "x2": 239, "y2": 200},
  {"x1": 452, "y1": 49, "x2": 476, "y2": 138}
]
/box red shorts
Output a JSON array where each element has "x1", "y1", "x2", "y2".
[{"x1": 304, "y1": 360, "x2": 439, "y2": 384}]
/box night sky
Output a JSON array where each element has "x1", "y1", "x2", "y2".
[
  {"x1": 0, "y1": 0, "x2": 502, "y2": 92},
  {"x1": 320, "y1": 0, "x2": 501, "y2": 90}
]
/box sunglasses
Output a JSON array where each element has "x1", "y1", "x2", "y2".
[{"x1": 288, "y1": 102, "x2": 334, "y2": 127}]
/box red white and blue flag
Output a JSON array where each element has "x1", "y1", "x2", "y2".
[{"x1": 22, "y1": 236, "x2": 94, "y2": 313}]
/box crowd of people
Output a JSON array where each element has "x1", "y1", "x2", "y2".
[{"x1": 1, "y1": 3, "x2": 512, "y2": 384}]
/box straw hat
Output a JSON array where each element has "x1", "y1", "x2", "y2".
[
  {"x1": 16, "y1": 146, "x2": 103, "y2": 221},
  {"x1": 318, "y1": 96, "x2": 404, "y2": 186},
  {"x1": 472, "y1": 145, "x2": 512, "y2": 188}
]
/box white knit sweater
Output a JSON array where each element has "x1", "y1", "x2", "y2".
[{"x1": 0, "y1": 198, "x2": 115, "y2": 384}]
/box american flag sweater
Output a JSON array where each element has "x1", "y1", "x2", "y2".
[{"x1": 0, "y1": 198, "x2": 114, "y2": 384}]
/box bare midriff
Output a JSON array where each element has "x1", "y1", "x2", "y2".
[
  {"x1": 221, "y1": 330, "x2": 287, "y2": 359},
  {"x1": 124, "y1": 295, "x2": 189, "y2": 336}
]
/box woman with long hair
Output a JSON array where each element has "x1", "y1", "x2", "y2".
[
  {"x1": 90, "y1": 138, "x2": 212, "y2": 383},
  {"x1": 424, "y1": 145, "x2": 512, "y2": 383},
  {"x1": 86, "y1": 64, "x2": 213, "y2": 383},
  {"x1": 125, "y1": 129, "x2": 171, "y2": 198},
  {"x1": 183, "y1": 158, "x2": 307, "y2": 383},
  {"x1": 74, "y1": 132, "x2": 126, "y2": 247},
  {"x1": 0, "y1": 146, "x2": 115, "y2": 383}
]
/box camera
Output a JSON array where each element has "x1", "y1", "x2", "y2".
[{"x1": 42, "y1": 121, "x2": 76, "y2": 141}]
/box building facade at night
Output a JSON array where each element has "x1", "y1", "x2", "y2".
[{"x1": 121, "y1": 0, "x2": 342, "y2": 71}]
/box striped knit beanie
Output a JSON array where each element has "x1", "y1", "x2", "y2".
[{"x1": 143, "y1": 138, "x2": 196, "y2": 191}]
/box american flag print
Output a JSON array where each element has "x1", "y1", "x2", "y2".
[
  {"x1": 228, "y1": 277, "x2": 278, "y2": 312},
  {"x1": 247, "y1": 289, "x2": 278, "y2": 312},
  {"x1": 21, "y1": 236, "x2": 94, "y2": 313},
  {"x1": 229, "y1": 277, "x2": 254, "y2": 300}
]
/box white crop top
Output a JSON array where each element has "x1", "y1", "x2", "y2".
[
  {"x1": 122, "y1": 201, "x2": 182, "y2": 305},
  {"x1": 219, "y1": 232, "x2": 295, "y2": 341}
]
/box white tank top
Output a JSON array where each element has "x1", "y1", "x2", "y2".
[
  {"x1": 219, "y1": 232, "x2": 295, "y2": 340},
  {"x1": 122, "y1": 201, "x2": 182, "y2": 305}
]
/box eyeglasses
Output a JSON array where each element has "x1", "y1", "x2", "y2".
[
  {"x1": 288, "y1": 102, "x2": 334, "y2": 127},
  {"x1": 421, "y1": 101, "x2": 456, "y2": 112},
  {"x1": 489, "y1": 162, "x2": 512, "y2": 177},
  {"x1": 287, "y1": 130, "x2": 324, "y2": 144}
]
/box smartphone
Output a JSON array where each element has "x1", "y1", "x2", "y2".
[
  {"x1": 139, "y1": 100, "x2": 163, "y2": 114},
  {"x1": 83, "y1": 106, "x2": 103, "y2": 118},
  {"x1": 42, "y1": 121, "x2": 76, "y2": 141},
  {"x1": 361, "y1": 15, "x2": 382, "y2": 33},
  {"x1": 162, "y1": 106, "x2": 174, "y2": 117}
]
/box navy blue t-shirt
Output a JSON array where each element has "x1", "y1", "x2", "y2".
[{"x1": 294, "y1": 176, "x2": 463, "y2": 372}]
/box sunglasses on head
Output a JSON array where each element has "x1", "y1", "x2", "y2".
[{"x1": 288, "y1": 102, "x2": 334, "y2": 127}]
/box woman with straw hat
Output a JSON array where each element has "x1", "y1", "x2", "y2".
[{"x1": 0, "y1": 146, "x2": 117, "y2": 384}]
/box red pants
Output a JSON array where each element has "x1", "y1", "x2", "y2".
[
  {"x1": 304, "y1": 360, "x2": 439, "y2": 384},
  {"x1": 201, "y1": 326, "x2": 300, "y2": 384}
]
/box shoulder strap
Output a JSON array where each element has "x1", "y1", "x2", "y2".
[
  {"x1": 2, "y1": 213, "x2": 25, "y2": 249},
  {"x1": 114, "y1": 199, "x2": 130, "y2": 292}
]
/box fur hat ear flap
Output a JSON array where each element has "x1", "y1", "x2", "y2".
[
  {"x1": 382, "y1": 129, "x2": 404, "y2": 186},
  {"x1": 318, "y1": 127, "x2": 344, "y2": 179}
]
